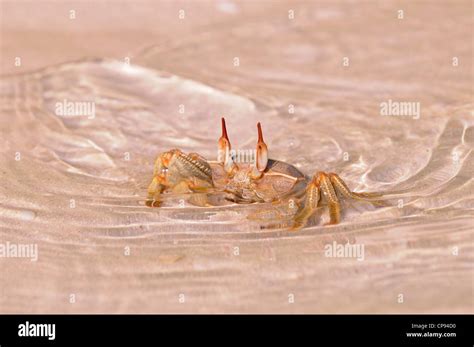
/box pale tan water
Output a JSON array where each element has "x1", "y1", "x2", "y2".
[{"x1": 0, "y1": 1, "x2": 472, "y2": 313}]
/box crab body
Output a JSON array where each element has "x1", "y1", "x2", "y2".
[
  {"x1": 147, "y1": 118, "x2": 384, "y2": 230},
  {"x1": 213, "y1": 159, "x2": 307, "y2": 203}
]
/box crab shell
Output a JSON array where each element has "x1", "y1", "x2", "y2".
[{"x1": 210, "y1": 158, "x2": 308, "y2": 203}]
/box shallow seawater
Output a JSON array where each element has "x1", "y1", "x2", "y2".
[{"x1": 0, "y1": 1, "x2": 472, "y2": 313}]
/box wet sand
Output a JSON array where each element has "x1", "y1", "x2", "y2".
[{"x1": 0, "y1": 1, "x2": 472, "y2": 313}]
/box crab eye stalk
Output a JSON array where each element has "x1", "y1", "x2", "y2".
[
  {"x1": 218, "y1": 117, "x2": 231, "y2": 156},
  {"x1": 251, "y1": 122, "x2": 268, "y2": 179},
  {"x1": 218, "y1": 117, "x2": 237, "y2": 175}
]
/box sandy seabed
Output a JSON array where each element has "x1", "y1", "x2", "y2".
[{"x1": 0, "y1": 1, "x2": 473, "y2": 313}]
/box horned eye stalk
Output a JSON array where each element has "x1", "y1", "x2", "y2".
[
  {"x1": 217, "y1": 118, "x2": 269, "y2": 179},
  {"x1": 250, "y1": 122, "x2": 268, "y2": 179},
  {"x1": 218, "y1": 117, "x2": 238, "y2": 175}
]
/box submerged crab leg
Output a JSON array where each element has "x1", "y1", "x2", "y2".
[
  {"x1": 320, "y1": 173, "x2": 341, "y2": 225},
  {"x1": 291, "y1": 178, "x2": 321, "y2": 230},
  {"x1": 328, "y1": 173, "x2": 386, "y2": 206},
  {"x1": 146, "y1": 176, "x2": 165, "y2": 207},
  {"x1": 168, "y1": 180, "x2": 211, "y2": 207},
  {"x1": 291, "y1": 172, "x2": 341, "y2": 230},
  {"x1": 290, "y1": 172, "x2": 390, "y2": 229}
]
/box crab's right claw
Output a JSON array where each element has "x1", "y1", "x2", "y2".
[{"x1": 218, "y1": 117, "x2": 238, "y2": 175}]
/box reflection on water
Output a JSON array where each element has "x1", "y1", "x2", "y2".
[{"x1": 0, "y1": 1, "x2": 472, "y2": 313}]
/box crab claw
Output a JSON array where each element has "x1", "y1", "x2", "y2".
[
  {"x1": 218, "y1": 117, "x2": 237, "y2": 175},
  {"x1": 251, "y1": 122, "x2": 268, "y2": 179}
]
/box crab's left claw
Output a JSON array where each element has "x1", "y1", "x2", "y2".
[{"x1": 250, "y1": 122, "x2": 268, "y2": 179}]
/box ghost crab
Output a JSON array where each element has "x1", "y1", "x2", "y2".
[{"x1": 147, "y1": 118, "x2": 384, "y2": 230}]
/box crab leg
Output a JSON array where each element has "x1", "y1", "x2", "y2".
[
  {"x1": 291, "y1": 177, "x2": 321, "y2": 230},
  {"x1": 186, "y1": 178, "x2": 214, "y2": 207},
  {"x1": 328, "y1": 173, "x2": 386, "y2": 206},
  {"x1": 169, "y1": 180, "x2": 211, "y2": 207},
  {"x1": 291, "y1": 171, "x2": 389, "y2": 229},
  {"x1": 146, "y1": 176, "x2": 165, "y2": 207},
  {"x1": 320, "y1": 173, "x2": 341, "y2": 225},
  {"x1": 291, "y1": 172, "x2": 341, "y2": 230}
]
